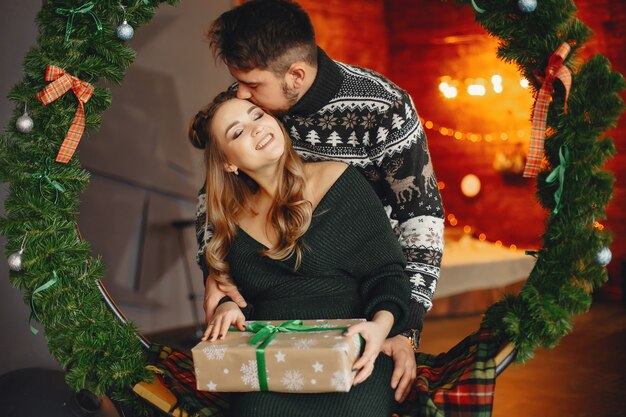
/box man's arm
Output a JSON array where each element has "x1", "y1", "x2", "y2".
[
  {"x1": 194, "y1": 187, "x2": 211, "y2": 282},
  {"x1": 370, "y1": 90, "x2": 445, "y2": 332},
  {"x1": 195, "y1": 186, "x2": 247, "y2": 325}
]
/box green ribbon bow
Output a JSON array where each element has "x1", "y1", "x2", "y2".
[
  {"x1": 31, "y1": 158, "x2": 66, "y2": 204},
  {"x1": 29, "y1": 271, "x2": 58, "y2": 335},
  {"x1": 56, "y1": 2, "x2": 103, "y2": 44},
  {"x1": 545, "y1": 145, "x2": 569, "y2": 215},
  {"x1": 242, "y1": 320, "x2": 351, "y2": 391}
]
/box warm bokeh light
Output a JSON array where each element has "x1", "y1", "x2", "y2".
[
  {"x1": 495, "y1": 240, "x2": 503, "y2": 247},
  {"x1": 467, "y1": 84, "x2": 486, "y2": 96},
  {"x1": 438, "y1": 181, "x2": 446, "y2": 190},
  {"x1": 425, "y1": 120, "x2": 433, "y2": 129},
  {"x1": 460, "y1": 174, "x2": 481, "y2": 198},
  {"x1": 479, "y1": 233, "x2": 487, "y2": 241},
  {"x1": 493, "y1": 84, "x2": 503, "y2": 93},
  {"x1": 491, "y1": 74, "x2": 502, "y2": 85},
  {"x1": 463, "y1": 225, "x2": 472, "y2": 234},
  {"x1": 443, "y1": 85, "x2": 458, "y2": 98},
  {"x1": 509, "y1": 244, "x2": 518, "y2": 250},
  {"x1": 520, "y1": 78, "x2": 529, "y2": 88}
]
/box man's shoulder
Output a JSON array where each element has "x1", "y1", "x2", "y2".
[{"x1": 334, "y1": 60, "x2": 407, "y2": 101}]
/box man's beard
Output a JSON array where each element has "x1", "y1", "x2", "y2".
[{"x1": 273, "y1": 81, "x2": 299, "y2": 116}]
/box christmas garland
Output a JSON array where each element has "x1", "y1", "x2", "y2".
[{"x1": 0, "y1": 0, "x2": 624, "y2": 414}]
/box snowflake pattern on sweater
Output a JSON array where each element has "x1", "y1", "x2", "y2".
[{"x1": 195, "y1": 48, "x2": 444, "y2": 316}]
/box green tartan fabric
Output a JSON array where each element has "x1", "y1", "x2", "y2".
[{"x1": 140, "y1": 327, "x2": 499, "y2": 417}]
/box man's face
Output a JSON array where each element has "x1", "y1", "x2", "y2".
[{"x1": 228, "y1": 66, "x2": 299, "y2": 115}]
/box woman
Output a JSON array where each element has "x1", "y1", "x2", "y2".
[{"x1": 189, "y1": 90, "x2": 409, "y2": 417}]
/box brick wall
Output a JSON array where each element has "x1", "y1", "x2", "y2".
[{"x1": 301, "y1": 0, "x2": 625, "y2": 297}]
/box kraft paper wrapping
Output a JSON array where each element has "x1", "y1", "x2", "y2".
[{"x1": 192, "y1": 319, "x2": 365, "y2": 393}]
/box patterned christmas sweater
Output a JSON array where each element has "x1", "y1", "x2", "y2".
[{"x1": 195, "y1": 48, "x2": 444, "y2": 329}]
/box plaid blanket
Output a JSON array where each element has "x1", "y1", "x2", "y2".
[{"x1": 144, "y1": 327, "x2": 499, "y2": 417}]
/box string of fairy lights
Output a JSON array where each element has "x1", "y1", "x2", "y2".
[
  {"x1": 425, "y1": 74, "x2": 539, "y2": 248},
  {"x1": 420, "y1": 117, "x2": 529, "y2": 143},
  {"x1": 426, "y1": 72, "x2": 601, "y2": 248}
]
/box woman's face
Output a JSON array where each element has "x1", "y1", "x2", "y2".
[{"x1": 211, "y1": 98, "x2": 286, "y2": 174}]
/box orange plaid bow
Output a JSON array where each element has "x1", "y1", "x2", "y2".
[
  {"x1": 523, "y1": 43, "x2": 572, "y2": 178},
  {"x1": 36, "y1": 65, "x2": 94, "y2": 164}
]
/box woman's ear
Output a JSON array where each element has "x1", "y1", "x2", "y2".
[{"x1": 224, "y1": 163, "x2": 239, "y2": 175}]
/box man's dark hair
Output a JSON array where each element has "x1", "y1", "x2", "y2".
[{"x1": 208, "y1": 0, "x2": 317, "y2": 75}]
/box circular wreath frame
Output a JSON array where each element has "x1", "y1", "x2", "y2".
[{"x1": 1, "y1": 0, "x2": 624, "y2": 412}]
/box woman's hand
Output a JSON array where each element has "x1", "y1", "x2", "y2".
[
  {"x1": 381, "y1": 335, "x2": 417, "y2": 402},
  {"x1": 203, "y1": 275, "x2": 247, "y2": 325},
  {"x1": 343, "y1": 311, "x2": 394, "y2": 385},
  {"x1": 202, "y1": 301, "x2": 246, "y2": 342}
]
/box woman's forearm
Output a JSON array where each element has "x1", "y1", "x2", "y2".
[{"x1": 372, "y1": 310, "x2": 394, "y2": 336}]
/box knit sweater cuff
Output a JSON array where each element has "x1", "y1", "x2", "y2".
[{"x1": 399, "y1": 302, "x2": 426, "y2": 338}]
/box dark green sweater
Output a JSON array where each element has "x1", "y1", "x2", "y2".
[{"x1": 225, "y1": 165, "x2": 409, "y2": 417}]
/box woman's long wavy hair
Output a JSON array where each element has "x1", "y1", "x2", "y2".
[{"x1": 188, "y1": 90, "x2": 312, "y2": 285}]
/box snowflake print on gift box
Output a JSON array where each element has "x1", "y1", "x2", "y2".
[
  {"x1": 202, "y1": 344, "x2": 228, "y2": 360},
  {"x1": 282, "y1": 370, "x2": 305, "y2": 391},
  {"x1": 333, "y1": 342, "x2": 350, "y2": 354},
  {"x1": 294, "y1": 338, "x2": 317, "y2": 350},
  {"x1": 351, "y1": 334, "x2": 362, "y2": 351},
  {"x1": 331, "y1": 370, "x2": 352, "y2": 391},
  {"x1": 240, "y1": 360, "x2": 260, "y2": 390}
]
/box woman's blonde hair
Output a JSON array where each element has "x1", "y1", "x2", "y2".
[{"x1": 188, "y1": 90, "x2": 312, "y2": 285}]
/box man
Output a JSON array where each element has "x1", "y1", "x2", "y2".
[{"x1": 193, "y1": 0, "x2": 444, "y2": 403}]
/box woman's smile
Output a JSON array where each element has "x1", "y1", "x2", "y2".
[{"x1": 255, "y1": 133, "x2": 274, "y2": 150}]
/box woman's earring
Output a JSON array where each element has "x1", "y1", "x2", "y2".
[{"x1": 233, "y1": 168, "x2": 239, "y2": 176}]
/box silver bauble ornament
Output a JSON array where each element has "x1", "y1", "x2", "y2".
[
  {"x1": 518, "y1": 0, "x2": 537, "y2": 13},
  {"x1": 594, "y1": 246, "x2": 612, "y2": 267},
  {"x1": 117, "y1": 20, "x2": 134, "y2": 41},
  {"x1": 16, "y1": 112, "x2": 34, "y2": 133},
  {"x1": 8, "y1": 249, "x2": 24, "y2": 272}
]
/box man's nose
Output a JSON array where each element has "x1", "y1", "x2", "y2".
[{"x1": 237, "y1": 85, "x2": 252, "y2": 99}]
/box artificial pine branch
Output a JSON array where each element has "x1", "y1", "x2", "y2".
[{"x1": 0, "y1": 0, "x2": 623, "y2": 414}]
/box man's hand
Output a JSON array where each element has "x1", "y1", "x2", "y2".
[
  {"x1": 203, "y1": 275, "x2": 247, "y2": 325},
  {"x1": 381, "y1": 334, "x2": 417, "y2": 403}
]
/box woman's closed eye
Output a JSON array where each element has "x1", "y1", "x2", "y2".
[{"x1": 232, "y1": 128, "x2": 244, "y2": 139}]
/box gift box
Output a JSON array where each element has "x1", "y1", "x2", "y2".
[{"x1": 192, "y1": 319, "x2": 364, "y2": 393}]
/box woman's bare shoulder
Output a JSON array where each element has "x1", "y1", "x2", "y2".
[
  {"x1": 304, "y1": 161, "x2": 349, "y2": 206},
  {"x1": 308, "y1": 161, "x2": 348, "y2": 185}
]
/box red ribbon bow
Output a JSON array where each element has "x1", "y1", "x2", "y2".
[
  {"x1": 523, "y1": 43, "x2": 572, "y2": 178},
  {"x1": 36, "y1": 65, "x2": 94, "y2": 164}
]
